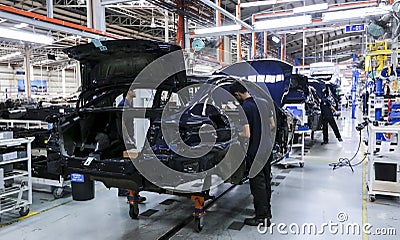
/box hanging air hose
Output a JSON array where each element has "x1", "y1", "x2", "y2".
[{"x1": 328, "y1": 120, "x2": 370, "y2": 172}]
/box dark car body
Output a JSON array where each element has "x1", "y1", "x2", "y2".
[
  {"x1": 58, "y1": 40, "x2": 295, "y2": 199},
  {"x1": 282, "y1": 74, "x2": 322, "y2": 132}
]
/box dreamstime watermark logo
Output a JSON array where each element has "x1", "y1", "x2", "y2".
[
  {"x1": 121, "y1": 47, "x2": 277, "y2": 193},
  {"x1": 257, "y1": 212, "x2": 397, "y2": 236}
]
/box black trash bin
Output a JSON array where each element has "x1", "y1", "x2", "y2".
[{"x1": 71, "y1": 173, "x2": 95, "y2": 201}]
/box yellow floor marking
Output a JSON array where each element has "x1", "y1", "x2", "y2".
[
  {"x1": 18, "y1": 211, "x2": 39, "y2": 220},
  {"x1": 361, "y1": 144, "x2": 368, "y2": 240}
]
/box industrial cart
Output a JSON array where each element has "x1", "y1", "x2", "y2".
[
  {"x1": 0, "y1": 119, "x2": 70, "y2": 199},
  {"x1": 0, "y1": 137, "x2": 34, "y2": 218},
  {"x1": 367, "y1": 124, "x2": 400, "y2": 202},
  {"x1": 280, "y1": 129, "x2": 311, "y2": 168},
  {"x1": 31, "y1": 175, "x2": 70, "y2": 199}
]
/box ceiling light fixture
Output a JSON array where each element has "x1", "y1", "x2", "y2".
[
  {"x1": 293, "y1": 3, "x2": 328, "y2": 14},
  {"x1": 0, "y1": 52, "x2": 22, "y2": 61},
  {"x1": 322, "y1": 6, "x2": 390, "y2": 22},
  {"x1": 272, "y1": 36, "x2": 280, "y2": 43},
  {"x1": 194, "y1": 24, "x2": 242, "y2": 35},
  {"x1": 14, "y1": 23, "x2": 29, "y2": 29},
  {"x1": 303, "y1": 38, "x2": 308, "y2": 46},
  {"x1": 150, "y1": 17, "x2": 156, "y2": 28},
  {"x1": 0, "y1": 27, "x2": 53, "y2": 45},
  {"x1": 150, "y1": 9, "x2": 156, "y2": 28},
  {"x1": 240, "y1": 0, "x2": 303, "y2": 8},
  {"x1": 254, "y1": 15, "x2": 312, "y2": 31}
]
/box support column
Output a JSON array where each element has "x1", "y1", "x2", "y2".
[
  {"x1": 86, "y1": 0, "x2": 93, "y2": 28},
  {"x1": 251, "y1": 15, "x2": 256, "y2": 59},
  {"x1": 24, "y1": 47, "x2": 31, "y2": 100},
  {"x1": 263, "y1": 32, "x2": 268, "y2": 58},
  {"x1": 224, "y1": 37, "x2": 232, "y2": 64},
  {"x1": 87, "y1": 0, "x2": 106, "y2": 31},
  {"x1": 176, "y1": 0, "x2": 185, "y2": 48},
  {"x1": 351, "y1": 66, "x2": 359, "y2": 119},
  {"x1": 280, "y1": 34, "x2": 286, "y2": 61},
  {"x1": 62, "y1": 68, "x2": 66, "y2": 98},
  {"x1": 236, "y1": 2, "x2": 242, "y2": 62},
  {"x1": 93, "y1": 0, "x2": 106, "y2": 31},
  {"x1": 184, "y1": 17, "x2": 190, "y2": 50},
  {"x1": 215, "y1": 0, "x2": 224, "y2": 62},
  {"x1": 392, "y1": 17, "x2": 398, "y2": 68},
  {"x1": 164, "y1": 10, "x2": 169, "y2": 43},
  {"x1": 46, "y1": 0, "x2": 53, "y2": 18},
  {"x1": 322, "y1": 32, "x2": 325, "y2": 62},
  {"x1": 76, "y1": 61, "x2": 81, "y2": 88},
  {"x1": 302, "y1": 31, "x2": 306, "y2": 68}
]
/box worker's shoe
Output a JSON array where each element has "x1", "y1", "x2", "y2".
[
  {"x1": 338, "y1": 138, "x2": 343, "y2": 142},
  {"x1": 138, "y1": 196, "x2": 147, "y2": 203},
  {"x1": 321, "y1": 141, "x2": 328, "y2": 145},
  {"x1": 244, "y1": 217, "x2": 271, "y2": 227}
]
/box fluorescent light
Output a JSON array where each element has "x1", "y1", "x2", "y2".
[
  {"x1": 0, "y1": 52, "x2": 21, "y2": 61},
  {"x1": 241, "y1": 0, "x2": 276, "y2": 8},
  {"x1": 254, "y1": 15, "x2": 312, "y2": 30},
  {"x1": 194, "y1": 24, "x2": 241, "y2": 35},
  {"x1": 272, "y1": 36, "x2": 280, "y2": 43},
  {"x1": 322, "y1": 7, "x2": 390, "y2": 22},
  {"x1": 240, "y1": 0, "x2": 303, "y2": 8},
  {"x1": 14, "y1": 23, "x2": 29, "y2": 29},
  {"x1": 293, "y1": 3, "x2": 328, "y2": 14},
  {"x1": 150, "y1": 17, "x2": 156, "y2": 28},
  {"x1": 0, "y1": 27, "x2": 53, "y2": 45}
]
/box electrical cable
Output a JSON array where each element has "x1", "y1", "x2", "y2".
[{"x1": 328, "y1": 129, "x2": 368, "y2": 172}]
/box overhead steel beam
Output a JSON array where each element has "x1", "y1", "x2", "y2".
[
  {"x1": 0, "y1": 5, "x2": 122, "y2": 39},
  {"x1": 199, "y1": 0, "x2": 253, "y2": 30},
  {"x1": 101, "y1": 0, "x2": 133, "y2": 6}
]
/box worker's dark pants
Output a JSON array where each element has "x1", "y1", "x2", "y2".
[
  {"x1": 247, "y1": 153, "x2": 272, "y2": 219},
  {"x1": 322, "y1": 116, "x2": 341, "y2": 142},
  {"x1": 363, "y1": 101, "x2": 368, "y2": 115}
]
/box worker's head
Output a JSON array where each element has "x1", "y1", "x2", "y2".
[
  {"x1": 230, "y1": 81, "x2": 249, "y2": 103},
  {"x1": 322, "y1": 89, "x2": 326, "y2": 97}
]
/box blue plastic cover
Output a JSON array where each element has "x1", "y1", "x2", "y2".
[{"x1": 219, "y1": 59, "x2": 292, "y2": 107}]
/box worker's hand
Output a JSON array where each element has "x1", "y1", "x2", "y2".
[{"x1": 333, "y1": 111, "x2": 341, "y2": 117}]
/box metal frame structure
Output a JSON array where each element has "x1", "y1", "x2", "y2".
[
  {"x1": 0, "y1": 0, "x2": 397, "y2": 68},
  {"x1": 367, "y1": 124, "x2": 400, "y2": 202},
  {"x1": 0, "y1": 137, "x2": 34, "y2": 218}
]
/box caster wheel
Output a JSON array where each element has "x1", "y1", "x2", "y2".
[
  {"x1": 194, "y1": 216, "x2": 204, "y2": 232},
  {"x1": 369, "y1": 195, "x2": 376, "y2": 202},
  {"x1": 299, "y1": 162, "x2": 304, "y2": 168},
  {"x1": 53, "y1": 188, "x2": 64, "y2": 199},
  {"x1": 19, "y1": 207, "x2": 30, "y2": 217},
  {"x1": 129, "y1": 204, "x2": 139, "y2": 219}
]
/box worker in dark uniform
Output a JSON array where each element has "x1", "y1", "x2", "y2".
[
  {"x1": 320, "y1": 93, "x2": 343, "y2": 145},
  {"x1": 230, "y1": 81, "x2": 275, "y2": 227},
  {"x1": 362, "y1": 90, "x2": 369, "y2": 116},
  {"x1": 117, "y1": 89, "x2": 146, "y2": 203}
]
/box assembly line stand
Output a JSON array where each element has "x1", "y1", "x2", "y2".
[{"x1": 280, "y1": 129, "x2": 311, "y2": 168}]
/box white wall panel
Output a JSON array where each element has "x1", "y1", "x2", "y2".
[{"x1": 0, "y1": 65, "x2": 79, "y2": 101}]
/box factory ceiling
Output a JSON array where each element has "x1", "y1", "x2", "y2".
[{"x1": 0, "y1": 0, "x2": 396, "y2": 68}]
